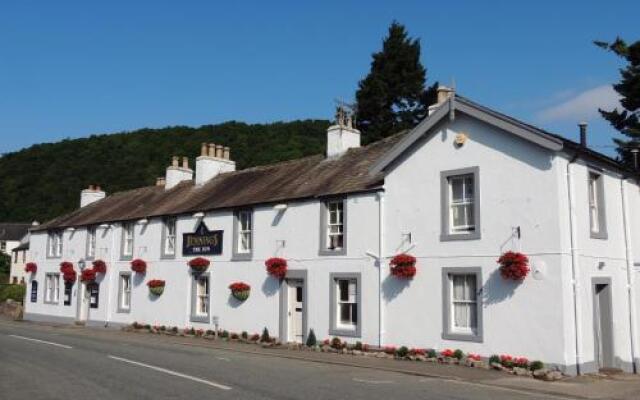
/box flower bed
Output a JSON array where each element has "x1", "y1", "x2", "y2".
[
  {"x1": 92, "y1": 259, "x2": 107, "y2": 274},
  {"x1": 497, "y1": 251, "x2": 530, "y2": 281},
  {"x1": 147, "y1": 279, "x2": 165, "y2": 296},
  {"x1": 390, "y1": 254, "x2": 417, "y2": 279},
  {"x1": 131, "y1": 259, "x2": 147, "y2": 274},
  {"x1": 25, "y1": 262, "x2": 37, "y2": 274},
  {"x1": 188, "y1": 257, "x2": 210, "y2": 273},
  {"x1": 229, "y1": 282, "x2": 250, "y2": 301},
  {"x1": 265, "y1": 257, "x2": 287, "y2": 279}
]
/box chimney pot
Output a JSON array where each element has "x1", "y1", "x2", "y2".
[
  {"x1": 95, "y1": 185, "x2": 101, "y2": 191},
  {"x1": 215, "y1": 145, "x2": 224, "y2": 158},
  {"x1": 437, "y1": 85, "x2": 454, "y2": 104},
  {"x1": 223, "y1": 147, "x2": 230, "y2": 160},
  {"x1": 208, "y1": 143, "x2": 216, "y2": 157},
  {"x1": 172, "y1": 156, "x2": 179, "y2": 167},
  {"x1": 182, "y1": 157, "x2": 189, "y2": 169},
  {"x1": 579, "y1": 122, "x2": 588, "y2": 147},
  {"x1": 200, "y1": 143, "x2": 208, "y2": 157}
]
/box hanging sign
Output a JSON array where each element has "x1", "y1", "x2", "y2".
[{"x1": 183, "y1": 221, "x2": 223, "y2": 256}]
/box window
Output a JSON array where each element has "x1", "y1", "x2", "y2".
[
  {"x1": 442, "y1": 268, "x2": 483, "y2": 342},
  {"x1": 0, "y1": 241, "x2": 5, "y2": 253},
  {"x1": 86, "y1": 226, "x2": 97, "y2": 259},
  {"x1": 190, "y1": 273, "x2": 210, "y2": 322},
  {"x1": 588, "y1": 172, "x2": 607, "y2": 239},
  {"x1": 440, "y1": 167, "x2": 480, "y2": 241},
  {"x1": 162, "y1": 217, "x2": 177, "y2": 258},
  {"x1": 121, "y1": 222, "x2": 134, "y2": 259},
  {"x1": 233, "y1": 210, "x2": 253, "y2": 259},
  {"x1": 13, "y1": 251, "x2": 18, "y2": 263},
  {"x1": 329, "y1": 273, "x2": 361, "y2": 337},
  {"x1": 118, "y1": 273, "x2": 131, "y2": 313},
  {"x1": 320, "y1": 199, "x2": 347, "y2": 255},
  {"x1": 88, "y1": 283, "x2": 99, "y2": 309},
  {"x1": 45, "y1": 273, "x2": 60, "y2": 304},
  {"x1": 47, "y1": 231, "x2": 63, "y2": 258},
  {"x1": 30, "y1": 281, "x2": 38, "y2": 303},
  {"x1": 22, "y1": 250, "x2": 26, "y2": 263},
  {"x1": 63, "y1": 282, "x2": 72, "y2": 306}
]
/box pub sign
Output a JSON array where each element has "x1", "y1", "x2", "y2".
[{"x1": 183, "y1": 221, "x2": 223, "y2": 256}]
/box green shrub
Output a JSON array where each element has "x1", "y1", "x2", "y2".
[
  {"x1": 221, "y1": 330, "x2": 229, "y2": 338},
  {"x1": 354, "y1": 341, "x2": 363, "y2": 351},
  {"x1": 306, "y1": 329, "x2": 317, "y2": 347},
  {"x1": 144, "y1": 324, "x2": 151, "y2": 330},
  {"x1": 489, "y1": 354, "x2": 500, "y2": 365},
  {"x1": 529, "y1": 360, "x2": 545, "y2": 371},
  {"x1": 0, "y1": 284, "x2": 25, "y2": 303},
  {"x1": 396, "y1": 346, "x2": 409, "y2": 358},
  {"x1": 206, "y1": 329, "x2": 215, "y2": 336},
  {"x1": 160, "y1": 325, "x2": 166, "y2": 331},
  {"x1": 453, "y1": 349, "x2": 464, "y2": 360},
  {"x1": 261, "y1": 327, "x2": 270, "y2": 342},
  {"x1": 241, "y1": 331, "x2": 248, "y2": 339},
  {"x1": 427, "y1": 349, "x2": 437, "y2": 358},
  {"x1": 171, "y1": 326, "x2": 178, "y2": 333},
  {"x1": 330, "y1": 337, "x2": 342, "y2": 349}
]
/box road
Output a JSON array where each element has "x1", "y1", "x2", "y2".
[{"x1": 0, "y1": 321, "x2": 571, "y2": 400}]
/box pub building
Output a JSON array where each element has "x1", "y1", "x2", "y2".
[{"x1": 24, "y1": 89, "x2": 640, "y2": 375}]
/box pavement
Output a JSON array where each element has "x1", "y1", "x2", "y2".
[{"x1": 1, "y1": 318, "x2": 640, "y2": 399}]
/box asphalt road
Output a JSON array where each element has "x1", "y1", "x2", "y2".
[{"x1": 0, "y1": 321, "x2": 569, "y2": 400}]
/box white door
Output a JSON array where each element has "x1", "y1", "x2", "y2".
[
  {"x1": 287, "y1": 280, "x2": 304, "y2": 343},
  {"x1": 76, "y1": 283, "x2": 89, "y2": 323}
]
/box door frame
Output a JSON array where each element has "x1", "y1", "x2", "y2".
[
  {"x1": 279, "y1": 270, "x2": 308, "y2": 343},
  {"x1": 592, "y1": 277, "x2": 615, "y2": 370}
]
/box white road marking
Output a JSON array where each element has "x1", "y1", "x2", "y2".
[
  {"x1": 8, "y1": 334, "x2": 73, "y2": 349},
  {"x1": 353, "y1": 378, "x2": 394, "y2": 384},
  {"x1": 108, "y1": 355, "x2": 232, "y2": 391},
  {"x1": 216, "y1": 357, "x2": 231, "y2": 362}
]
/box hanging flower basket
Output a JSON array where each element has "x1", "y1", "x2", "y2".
[
  {"x1": 59, "y1": 261, "x2": 74, "y2": 274},
  {"x1": 92, "y1": 259, "x2": 107, "y2": 274},
  {"x1": 497, "y1": 251, "x2": 530, "y2": 281},
  {"x1": 131, "y1": 259, "x2": 147, "y2": 274},
  {"x1": 63, "y1": 271, "x2": 77, "y2": 283},
  {"x1": 25, "y1": 262, "x2": 37, "y2": 274},
  {"x1": 80, "y1": 268, "x2": 96, "y2": 282},
  {"x1": 265, "y1": 257, "x2": 287, "y2": 279},
  {"x1": 187, "y1": 257, "x2": 210, "y2": 273},
  {"x1": 390, "y1": 254, "x2": 417, "y2": 279},
  {"x1": 229, "y1": 282, "x2": 251, "y2": 301},
  {"x1": 147, "y1": 279, "x2": 165, "y2": 296}
]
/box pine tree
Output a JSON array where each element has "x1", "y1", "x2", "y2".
[
  {"x1": 595, "y1": 38, "x2": 640, "y2": 165},
  {"x1": 355, "y1": 21, "x2": 437, "y2": 144}
]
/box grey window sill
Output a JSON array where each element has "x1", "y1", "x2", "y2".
[
  {"x1": 190, "y1": 314, "x2": 210, "y2": 323},
  {"x1": 440, "y1": 232, "x2": 481, "y2": 241},
  {"x1": 160, "y1": 253, "x2": 176, "y2": 260},
  {"x1": 117, "y1": 307, "x2": 131, "y2": 314},
  {"x1": 329, "y1": 327, "x2": 360, "y2": 338},
  {"x1": 442, "y1": 332, "x2": 483, "y2": 343},
  {"x1": 590, "y1": 231, "x2": 608, "y2": 240},
  {"x1": 120, "y1": 255, "x2": 133, "y2": 261},
  {"x1": 319, "y1": 248, "x2": 347, "y2": 256},
  {"x1": 44, "y1": 300, "x2": 59, "y2": 305}
]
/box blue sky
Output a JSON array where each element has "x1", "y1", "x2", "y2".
[{"x1": 0, "y1": 1, "x2": 638, "y2": 156}]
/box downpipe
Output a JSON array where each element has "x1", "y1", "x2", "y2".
[
  {"x1": 620, "y1": 179, "x2": 638, "y2": 373},
  {"x1": 377, "y1": 191, "x2": 385, "y2": 348},
  {"x1": 566, "y1": 155, "x2": 583, "y2": 375}
]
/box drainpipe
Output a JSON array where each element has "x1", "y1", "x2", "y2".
[
  {"x1": 566, "y1": 154, "x2": 583, "y2": 375},
  {"x1": 104, "y1": 225, "x2": 116, "y2": 327},
  {"x1": 377, "y1": 191, "x2": 385, "y2": 348},
  {"x1": 620, "y1": 179, "x2": 638, "y2": 373}
]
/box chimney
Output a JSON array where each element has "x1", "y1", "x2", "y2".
[
  {"x1": 327, "y1": 105, "x2": 360, "y2": 157},
  {"x1": 80, "y1": 185, "x2": 106, "y2": 207},
  {"x1": 156, "y1": 177, "x2": 166, "y2": 186},
  {"x1": 165, "y1": 155, "x2": 193, "y2": 190},
  {"x1": 195, "y1": 142, "x2": 236, "y2": 185},
  {"x1": 579, "y1": 122, "x2": 588, "y2": 147},
  {"x1": 428, "y1": 85, "x2": 455, "y2": 116}
]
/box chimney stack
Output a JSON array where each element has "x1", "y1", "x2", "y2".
[
  {"x1": 165, "y1": 155, "x2": 193, "y2": 190},
  {"x1": 327, "y1": 104, "x2": 361, "y2": 157},
  {"x1": 428, "y1": 85, "x2": 455, "y2": 116},
  {"x1": 579, "y1": 122, "x2": 588, "y2": 147},
  {"x1": 195, "y1": 142, "x2": 236, "y2": 185},
  {"x1": 80, "y1": 185, "x2": 106, "y2": 208}
]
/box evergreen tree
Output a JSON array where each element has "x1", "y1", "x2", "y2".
[
  {"x1": 355, "y1": 21, "x2": 437, "y2": 143},
  {"x1": 595, "y1": 38, "x2": 640, "y2": 165}
]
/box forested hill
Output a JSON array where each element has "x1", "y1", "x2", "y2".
[{"x1": 0, "y1": 120, "x2": 330, "y2": 223}]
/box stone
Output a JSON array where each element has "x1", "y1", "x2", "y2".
[
  {"x1": 352, "y1": 350, "x2": 363, "y2": 356},
  {"x1": 375, "y1": 352, "x2": 387, "y2": 358},
  {"x1": 491, "y1": 362, "x2": 505, "y2": 371},
  {"x1": 513, "y1": 367, "x2": 530, "y2": 376},
  {"x1": 532, "y1": 369, "x2": 548, "y2": 379},
  {"x1": 469, "y1": 360, "x2": 485, "y2": 368},
  {"x1": 415, "y1": 355, "x2": 427, "y2": 362},
  {"x1": 426, "y1": 357, "x2": 438, "y2": 363},
  {"x1": 542, "y1": 371, "x2": 564, "y2": 381}
]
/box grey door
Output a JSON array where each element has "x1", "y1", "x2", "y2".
[{"x1": 593, "y1": 281, "x2": 615, "y2": 369}]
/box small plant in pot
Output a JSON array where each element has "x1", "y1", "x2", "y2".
[
  {"x1": 265, "y1": 257, "x2": 287, "y2": 279},
  {"x1": 389, "y1": 254, "x2": 417, "y2": 279},
  {"x1": 229, "y1": 282, "x2": 250, "y2": 301},
  {"x1": 25, "y1": 262, "x2": 38, "y2": 274},
  {"x1": 188, "y1": 257, "x2": 210, "y2": 274},
  {"x1": 92, "y1": 259, "x2": 107, "y2": 274},
  {"x1": 131, "y1": 259, "x2": 147, "y2": 274},
  {"x1": 497, "y1": 251, "x2": 530, "y2": 281},
  {"x1": 147, "y1": 279, "x2": 165, "y2": 296},
  {"x1": 80, "y1": 268, "x2": 97, "y2": 282}
]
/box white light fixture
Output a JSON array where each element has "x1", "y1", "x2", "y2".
[
  {"x1": 99, "y1": 223, "x2": 111, "y2": 229},
  {"x1": 67, "y1": 227, "x2": 75, "y2": 232},
  {"x1": 193, "y1": 211, "x2": 205, "y2": 218},
  {"x1": 137, "y1": 218, "x2": 149, "y2": 225},
  {"x1": 274, "y1": 203, "x2": 287, "y2": 211}
]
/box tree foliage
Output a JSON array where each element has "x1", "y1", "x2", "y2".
[
  {"x1": 0, "y1": 120, "x2": 329, "y2": 223},
  {"x1": 355, "y1": 21, "x2": 437, "y2": 144},
  {"x1": 595, "y1": 37, "x2": 640, "y2": 165}
]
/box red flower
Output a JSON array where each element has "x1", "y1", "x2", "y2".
[
  {"x1": 59, "y1": 261, "x2": 74, "y2": 274},
  {"x1": 63, "y1": 271, "x2": 77, "y2": 283},
  {"x1": 500, "y1": 354, "x2": 513, "y2": 363},
  {"x1": 25, "y1": 262, "x2": 37, "y2": 274},
  {"x1": 92, "y1": 259, "x2": 107, "y2": 274},
  {"x1": 228, "y1": 282, "x2": 251, "y2": 292},
  {"x1": 497, "y1": 251, "x2": 530, "y2": 281},
  {"x1": 265, "y1": 257, "x2": 287, "y2": 279},
  {"x1": 467, "y1": 353, "x2": 482, "y2": 361},
  {"x1": 390, "y1": 253, "x2": 417, "y2": 279},
  {"x1": 515, "y1": 357, "x2": 529, "y2": 367},
  {"x1": 80, "y1": 269, "x2": 96, "y2": 282},
  {"x1": 188, "y1": 257, "x2": 210, "y2": 273},
  {"x1": 410, "y1": 348, "x2": 426, "y2": 356},
  {"x1": 383, "y1": 346, "x2": 397, "y2": 355},
  {"x1": 147, "y1": 279, "x2": 165, "y2": 288},
  {"x1": 131, "y1": 259, "x2": 147, "y2": 274},
  {"x1": 441, "y1": 349, "x2": 454, "y2": 358}
]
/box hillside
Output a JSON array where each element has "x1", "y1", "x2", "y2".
[{"x1": 0, "y1": 120, "x2": 330, "y2": 223}]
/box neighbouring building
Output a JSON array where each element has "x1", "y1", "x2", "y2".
[
  {"x1": 10, "y1": 235, "x2": 31, "y2": 285},
  {"x1": 23, "y1": 88, "x2": 640, "y2": 375},
  {"x1": 0, "y1": 223, "x2": 30, "y2": 283}
]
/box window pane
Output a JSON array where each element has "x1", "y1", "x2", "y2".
[
  {"x1": 339, "y1": 304, "x2": 351, "y2": 324},
  {"x1": 338, "y1": 280, "x2": 349, "y2": 301},
  {"x1": 451, "y1": 178, "x2": 463, "y2": 201},
  {"x1": 454, "y1": 303, "x2": 469, "y2": 327}
]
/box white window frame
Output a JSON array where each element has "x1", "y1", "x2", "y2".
[
  {"x1": 190, "y1": 273, "x2": 210, "y2": 322},
  {"x1": 237, "y1": 210, "x2": 252, "y2": 254},
  {"x1": 440, "y1": 167, "x2": 481, "y2": 241},
  {"x1": 588, "y1": 171, "x2": 607, "y2": 239},
  {"x1": 117, "y1": 273, "x2": 132, "y2": 313},
  {"x1": 44, "y1": 273, "x2": 60, "y2": 304},
  {"x1": 47, "y1": 231, "x2": 63, "y2": 258},
  {"x1": 442, "y1": 267, "x2": 483, "y2": 342},
  {"x1": 162, "y1": 217, "x2": 177, "y2": 258},
  {"x1": 450, "y1": 274, "x2": 478, "y2": 335},
  {"x1": 86, "y1": 226, "x2": 97, "y2": 259},
  {"x1": 319, "y1": 199, "x2": 347, "y2": 256},
  {"x1": 121, "y1": 222, "x2": 134, "y2": 259},
  {"x1": 329, "y1": 273, "x2": 361, "y2": 337},
  {"x1": 449, "y1": 174, "x2": 475, "y2": 233}
]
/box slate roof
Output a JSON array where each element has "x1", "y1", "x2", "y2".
[
  {"x1": 0, "y1": 223, "x2": 30, "y2": 241},
  {"x1": 34, "y1": 132, "x2": 406, "y2": 231}
]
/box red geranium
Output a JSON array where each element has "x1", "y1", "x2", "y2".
[
  {"x1": 131, "y1": 259, "x2": 147, "y2": 274},
  {"x1": 59, "y1": 261, "x2": 74, "y2": 274},
  {"x1": 497, "y1": 251, "x2": 530, "y2": 281},
  {"x1": 441, "y1": 349, "x2": 454, "y2": 358},
  {"x1": 63, "y1": 271, "x2": 77, "y2": 283},
  {"x1": 467, "y1": 353, "x2": 482, "y2": 361},
  {"x1": 228, "y1": 282, "x2": 251, "y2": 292},
  {"x1": 187, "y1": 257, "x2": 210, "y2": 273},
  {"x1": 390, "y1": 253, "x2": 417, "y2": 279},
  {"x1": 147, "y1": 279, "x2": 165, "y2": 288},
  {"x1": 92, "y1": 259, "x2": 107, "y2": 274},
  {"x1": 80, "y1": 269, "x2": 96, "y2": 282},
  {"x1": 25, "y1": 262, "x2": 37, "y2": 274},
  {"x1": 265, "y1": 257, "x2": 287, "y2": 279}
]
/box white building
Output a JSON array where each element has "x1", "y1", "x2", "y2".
[
  {"x1": 24, "y1": 89, "x2": 640, "y2": 375},
  {"x1": 0, "y1": 223, "x2": 30, "y2": 283}
]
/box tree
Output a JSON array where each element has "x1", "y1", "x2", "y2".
[
  {"x1": 355, "y1": 21, "x2": 437, "y2": 144},
  {"x1": 595, "y1": 38, "x2": 640, "y2": 166}
]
